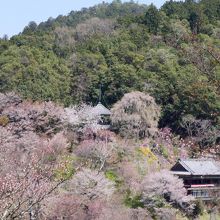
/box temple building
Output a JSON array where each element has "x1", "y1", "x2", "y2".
[
  {"x1": 91, "y1": 102, "x2": 111, "y2": 129},
  {"x1": 91, "y1": 85, "x2": 111, "y2": 128},
  {"x1": 171, "y1": 159, "x2": 220, "y2": 200}
]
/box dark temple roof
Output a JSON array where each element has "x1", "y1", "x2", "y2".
[{"x1": 171, "y1": 159, "x2": 220, "y2": 176}]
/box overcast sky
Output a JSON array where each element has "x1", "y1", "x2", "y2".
[{"x1": 0, "y1": 0, "x2": 166, "y2": 38}]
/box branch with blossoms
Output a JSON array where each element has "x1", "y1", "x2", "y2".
[
  {"x1": 75, "y1": 138, "x2": 117, "y2": 171},
  {"x1": 0, "y1": 153, "x2": 69, "y2": 220},
  {"x1": 0, "y1": 128, "x2": 70, "y2": 220}
]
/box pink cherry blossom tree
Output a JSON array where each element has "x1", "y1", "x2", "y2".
[
  {"x1": 141, "y1": 170, "x2": 195, "y2": 214},
  {"x1": 66, "y1": 168, "x2": 115, "y2": 201},
  {"x1": 0, "y1": 130, "x2": 69, "y2": 220}
]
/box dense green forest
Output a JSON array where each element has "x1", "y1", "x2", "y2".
[{"x1": 0, "y1": 0, "x2": 220, "y2": 132}]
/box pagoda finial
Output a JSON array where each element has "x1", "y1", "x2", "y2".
[{"x1": 98, "y1": 84, "x2": 102, "y2": 103}]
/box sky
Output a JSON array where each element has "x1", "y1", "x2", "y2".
[{"x1": 0, "y1": 0, "x2": 165, "y2": 38}]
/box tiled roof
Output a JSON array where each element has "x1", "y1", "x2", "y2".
[
  {"x1": 91, "y1": 102, "x2": 111, "y2": 116},
  {"x1": 178, "y1": 159, "x2": 220, "y2": 175}
]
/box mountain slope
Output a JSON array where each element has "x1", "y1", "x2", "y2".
[{"x1": 0, "y1": 0, "x2": 219, "y2": 132}]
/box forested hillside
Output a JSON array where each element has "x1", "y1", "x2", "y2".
[{"x1": 0, "y1": 0, "x2": 220, "y2": 132}]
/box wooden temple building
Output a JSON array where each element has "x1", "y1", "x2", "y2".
[{"x1": 171, "y1": 159, "x2": 220, "y2": 200}]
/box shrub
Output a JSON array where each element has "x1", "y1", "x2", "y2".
[
  {"x1": 193, "y1": 199, "x2": 205, "y2": 217},
  {"x1": 159, "y1": 145, "x2": 169, "y2": 158},
  {"x1": 0, "y1": 115, "x2": 9, "y2": 126},
  {"x1": 139, "y1": 146, "x2": 158, "y2": 162},
  {"x1": 105, "y1": 170, "x2": 123, "y2": 187},
  {"x1": 124, "y1": 190, "x2": 144, "y2": 208},
  {"x1": 54, "y1": 155, "x2": 76, "y2": 181}
]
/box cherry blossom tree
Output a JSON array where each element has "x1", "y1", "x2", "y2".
[
  {"x1": 0, "y1": 92, "x2": 22, "y2": 113},
  {"x1": 75, "y1": 138, "x2": 117, "y2": 171},
  {"x1": 42, "y1": 194, "x2": 151, "y2": 220},
  {"x1": 41, "y1": 194, "x2": 88, "y2": 220},
  {"x1": 96, "y1": 199, "x2": 151, "y2": 220},
  {"x1": 0, "y1": 130, "x2": 69, "y2": 219},
  {"x1": 1, "y1": 95, "x2": 64, "y2": 137},
  {"x1": 66, "y1": 168, "x2": 115, "y2": 201},
  {"x1": 149, "y1": 127, "x2": 191, "y2": 162},
  {"x1": 181, "y1": 115, "x2": 219, "y2": 148},
  {"x1": 75, "y1": 17, "x2": 115, "y2": 42},
  {"x1": 141, "y1": 170, "x2": 194, "y2": 214},
  {"x1": 111, "y1": 91, "x2": 161, "y2": 139}
]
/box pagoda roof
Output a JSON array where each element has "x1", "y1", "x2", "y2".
[{"x1": 91, "y1": 102, "x2": 111, "y2": 116}]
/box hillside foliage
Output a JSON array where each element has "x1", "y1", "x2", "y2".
[
  {"x1": 0, "y1": 0, "x2": 220, "y2": 134},
  {"x1": 1, "y1": 93, "x2": 203, "y2": 219},
  {"x1": 0, "y1": 2, "x2": 220, "y2": 217}
]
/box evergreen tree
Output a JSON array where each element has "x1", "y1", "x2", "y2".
[{"x1": 143, "y1": 4, "x2": 161, "y2": 34}]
